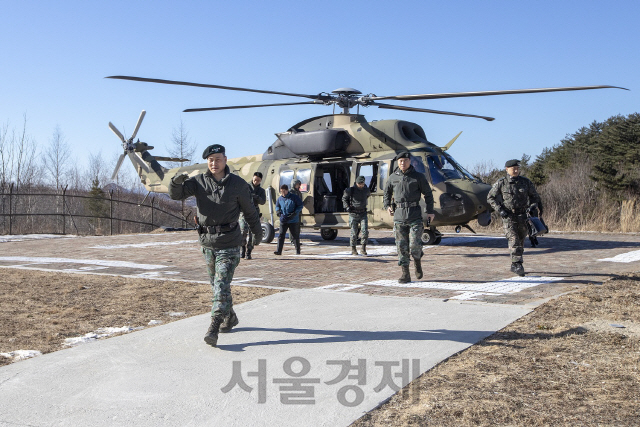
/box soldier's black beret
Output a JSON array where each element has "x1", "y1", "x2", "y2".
[
  {"x1": 253, "y1": 172, "x2": 263, "y2": 179},
  {"x1": 202, "y1": 144, "x2": 226, "y2": 159},
  {"x1": 394, "y1": 151, "x2": 411, "y2": 160},
  {"x1": 505, "y1": 159, "x2": 521, "y2": 167},
  {"x1": 356, "y1": 176, "x2": 366, "y2": 184}
]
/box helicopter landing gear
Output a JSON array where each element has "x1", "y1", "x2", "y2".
[
  {"x1": 320, "y1": 228, "x2": 338, "y2": 240},
  {"x1": 261, "y1": 223, "x2": 275, "y2": 244},
  {"x1": 422, "y1": 228, "x2": 442, "y2": 245}
]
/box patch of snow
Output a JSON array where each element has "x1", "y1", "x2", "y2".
[
  {"x1": 148, "y1": 320, "x2": 163, "y2": 326},
  {"x1": 168, "y1": 312, "x2": 186, "y2": 317},
  {"x1": 0, "y1": 349, "x2": 42, "y2": 361},
  {"x1": 0, "y1": 234, "x2": 78, "y2": 243},
  {"x1": 63, "y1": 326, "x2": 141, "y2": 346}
]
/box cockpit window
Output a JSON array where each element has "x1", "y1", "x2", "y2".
[
  {"x1": 427, "y1": 154, "x2": 468, "y2": 184},
  {"x1": 410, "y1": 156, "x2": 426, "y2": 174}
]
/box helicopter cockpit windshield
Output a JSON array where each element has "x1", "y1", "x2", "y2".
[{"x1": 426, "y1": 153, "x2": 476, "y2": 184}]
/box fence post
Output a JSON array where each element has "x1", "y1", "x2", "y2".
[
  {"x1": 62, "y1": 185, "x2": 68, "y2": 235},
  {"x1": 109, "y1": 190, "x2": 114, "y2": 236},
  {"x1": 9, "y1": 183, "x2": 13, "y2": 235},
  {"x1": 151, "y1": 197, "x2": 156, "y2": 231}
]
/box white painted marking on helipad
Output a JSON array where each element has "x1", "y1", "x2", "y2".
[
  {"x1": 0, "y1": 234, "x2": 79, "y2": 243},
  {"x1": 89, "y1": 240, "x2": 198, "y2": 249},
  {"x1": 320, "y1": 276, "x2": 563, "y2": 300},
  {"x1": 316, "y1": 284, "x2": 365, "y2": 292},
  {"x1": 598, "y1": 250, "x2": 640, "y2": 263},
  {"x1": 0, "y1": 256, "x2": 168, "y2": 270}
]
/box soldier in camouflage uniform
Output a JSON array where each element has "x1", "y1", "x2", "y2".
[
  {"x1": 342, "y1": 175, "x2": 371, "y2": 256},
  {"x1": 239, "y1": 172, "x2": 266, "y2": 260},
  {"x1": 487, "y1": 159, "x2": 542, "y2": 277},
  {"x1": 383, "y1": 151, "x2": 435, "y2": 283},
  {"x1": 169, "y1": 144, "x2": 262, "y2": 347}
]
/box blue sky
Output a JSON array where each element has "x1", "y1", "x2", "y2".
[{"x1": 1, "y1": 0, "x2": 637, "y2": 178}]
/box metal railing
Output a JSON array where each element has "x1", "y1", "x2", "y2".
[{"x1": 0, "y1": 184, "x2": 193, "y2": 236}]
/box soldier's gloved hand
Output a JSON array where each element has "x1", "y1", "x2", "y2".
[
  {"x1": 499, "y1": 208, "x2": 509, "y2": 218},
  {"x1": 285, "y1": 212, "x2": 295, "y2": 220},
  {"x1": 173, "y1": 173, "x2": 189, "y2": 185},
  {"x1": 253, "y1": 230, "x2": 262, "y2": 246},
  {"x1": 345, "y1": 206, "x2": 351, "y2": 212},
  {"x1": 279, "y1": 214, "x2": 287, "y2": 223}
]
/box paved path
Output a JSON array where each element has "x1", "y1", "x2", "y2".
[{"x1": 1, "y1": 230, "x2": 639, "y2": 426}]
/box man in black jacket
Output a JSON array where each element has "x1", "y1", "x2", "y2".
[{"x1": 169, "y1": 144, "x2": 262, "y2": 347}]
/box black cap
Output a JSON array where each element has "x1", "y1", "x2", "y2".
[
  {"x1": 505, "y1": 159, "x2": 520, "y2": 167},
  {"x1": 394, "y1": 151, "x2": 411, "y2": 160},
  {"x1": 202, "y1": 144, "x2": 226, "y2": 159},
  {"x1": 356, "y1": 176, "x2": 366, "y2": 184},
  {"x1": 253, "y1": 172, "x2": 263, "y2": 179}
]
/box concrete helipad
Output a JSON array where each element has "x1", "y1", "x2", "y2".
[{"x1": 1, "y1": 230, "x2": 640, "y2": 426}]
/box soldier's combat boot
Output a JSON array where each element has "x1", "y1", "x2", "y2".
[
  {"x1": 351, "y1": 246, "x2": 358, "y2": 256},
  {"x1": 204, "y1": 316, "x2": 223, "y2": 347},
  {"x1": 241, "y1": 246, "x2": 246, "y2": 259},
  {"x1": 399, "y1": 265, "x2": 411, "y2": 283},
  {"x1": 511, "y1": 262, "x2": 525, "y2": 277},
  {"x1": 361, "y1": 244, "x2": 367, "y2": 256},
  {"x1": 414, "y1": 258, "x2": 423, "y2": 280},
  {"x1": 245, "y1": 249, "x2": 252, "y2": 260},
  {"x1": 220, "y1": 311, "x2": 239, "y2": 333}
]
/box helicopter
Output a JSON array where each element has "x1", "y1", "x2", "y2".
[{"x1": 106, "y1": 76, "x2": 626, "y2": 245}]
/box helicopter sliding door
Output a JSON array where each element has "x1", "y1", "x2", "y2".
[{"x1": 312, "y1": 162, "x2": 351, "y2": 228}]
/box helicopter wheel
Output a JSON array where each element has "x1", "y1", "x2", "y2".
[
  {"x1": 261, "y1": 223, "x2": 275, "y2": 244},
  {"x1": 421, "y1": 230, "x2": 441, "y2": 245},
  {"x1": 320, "y1": 228, "x2": 338, "y2": 240}
]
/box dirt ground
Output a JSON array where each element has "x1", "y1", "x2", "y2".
[
  {"x1": 0, "y1": 269, "x2": 280, "y2": 366},
  {"x1": 2, "y1": 269, "x2": 639, "y2": 425}
]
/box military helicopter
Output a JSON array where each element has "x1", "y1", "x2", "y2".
[{"x1": 106, "y1": 76, "x2": 625, "y2": 244}]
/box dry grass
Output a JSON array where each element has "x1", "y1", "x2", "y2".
[
  {"x1": 352, "y1": 273, "x2": 640, "y2": 426},
  {"x1": 0, "y1": 269, "x2": 280, "y2": 366}
]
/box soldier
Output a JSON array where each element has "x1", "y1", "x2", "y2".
[
  {"x1": 169, "y1": 144, "x2": 262, "y2": 348},
  {"x1": 487, "y1": 159, "x2": 542, "y2": 277},
  {"x1": 274, "y1": 184, "x2": 304, "y2": 255},
  {"x1": 289, "y1": 179, "x2": 303, "y2": 245},
  {"x1": 383, "y1": 151, "x2": 435, "y2": 283},
  {"x1": 239, "y1": 172, "x2": 266, "y2": 260},
  {"x1": 342, "y1": 175, "x2": 371, "y2": 256}
]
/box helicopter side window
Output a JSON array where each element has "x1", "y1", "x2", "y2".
[
  {"x1": 279, "y1": 170, "x2": 294, "y2": 189},
  {"x1": 410, "y1": 156, "x2": 426, "y2": 174},
  {"x1": 296, "y1": 169, "x2": 311, "y2": 192},
  {"x1": 379, "y1": 162, "x2": 389, "y2": 191},
  {"x1": 356, "y1": 163, "x2": 378, "y2": 192}
]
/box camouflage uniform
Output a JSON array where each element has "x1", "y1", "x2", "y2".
[
  {"x1": 239, "y1": 182, "x2": 266, "y2": 255},
  {"x1": 169, "y1": 164, "x2": 262, "y2": 336},
  {"x1": 342, "y1": 184, "x2": 371, "y2": 248},
  {"x1": 383, "y1": 164, "x2": 434, "y2": 267},
  {"x1": 487, "y1": 174, "x2": 542, "y2": 265}
]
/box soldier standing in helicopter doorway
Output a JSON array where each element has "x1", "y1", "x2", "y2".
[
  {"x1": 289, "y1": 179, "x2": 303, "y2": 245},
  {"x1": 342, "y1": 175, "x2": 371, "y2": 255},
  {"x1": 487, "y1": 159, "x2": 542, "y2": 277},
  {"x1": 384, "y1": 151, "x2": 435, "y2": 283},
  {"x1": 240, "y1": 172, "x2": 266, "y2": 260},
  {"x1": 169, "y1": 144, "x2": 262, "y2": 348}
]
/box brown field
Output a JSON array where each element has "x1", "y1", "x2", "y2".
[{"x1": 2, "y1": 269, "x2": 639, "y2": 425}]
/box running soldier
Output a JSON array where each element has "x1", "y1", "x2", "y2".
[
  {"x1": 487, "y1": 159, "x2": 542, "y2": 277},
  {"x1": 383, "y1": 151, "x2": 435, "y2": 283},
  {"x1": 239, "y1": 172, "x2": 266, "y2": 260},
  {"x1": 169, "y1": 144, "x2": 262, "y2": 347},
  {"x1": 342, "y1": 175, "x2": 371, "y2": 256}
]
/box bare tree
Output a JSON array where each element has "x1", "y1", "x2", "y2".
[
  {"x1": 84, "y1": 151, "x2": 110, "y2": 191},
  {"x1": 166, "y1": 118, "x2": 197, "y2": 169},
  {"x1": 44, "y1": 125, "x2": 71, "y2": 189},
  {"x1": 0, "y1": 114, "x2": 39, "y2": 192}
]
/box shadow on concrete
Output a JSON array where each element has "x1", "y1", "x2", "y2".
[
  {"x1": 477, "y1": 326, "x2": 588, "y2": 349},
  {"x1": 218, "y1": 327, "x2": 496, "y2": 352}
]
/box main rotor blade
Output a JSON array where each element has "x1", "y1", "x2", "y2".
[
  {"x1": 111, "y1": 154, "x2": 126, "y2": 180},
  {"x1": 130, "y1": 110, "x2": 146, "y2": 140},
  {"x1": 370, "y1": 85, "x2": 628, "y2": 102},
  {"x1": 373, "y1": 102, "x2": 495, "y2": 121},
  {"x1": 184, "y1": 101, "x2": 321, "y2": 113},
  {"x1": 128, "y1": 152, "x2": 150, "y2": 173},
  {"x1": 106, "y1": 75, "x2": 324, "y2": 100},
  {"x1": 108, "y1": 122, "x2": 125, "y2": 142}
]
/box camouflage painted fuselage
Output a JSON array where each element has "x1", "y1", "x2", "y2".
[{"x1": 125, "y1": 114, "x2": 493, "y2": 232}]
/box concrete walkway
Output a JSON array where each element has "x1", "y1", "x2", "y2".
[{"x1": 0, "y1": 289, "x2": 531, "y2": 427}]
